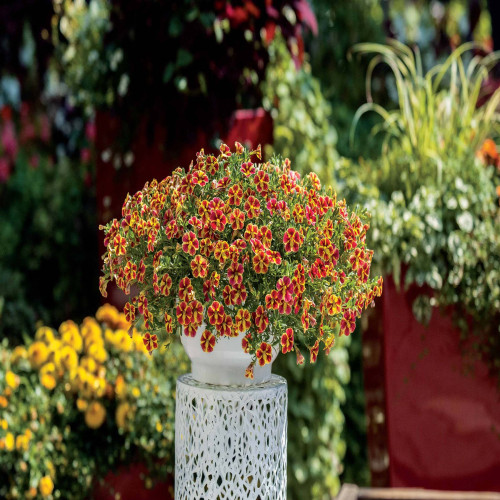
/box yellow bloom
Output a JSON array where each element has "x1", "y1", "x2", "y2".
[
  {"x1": 60, "y1": 345, "x2": 78, "y2": 371},
  {"x1": 46, "y1": 340, "x2": 62, "y2": 368},
  {"x1": 81, "y1": 317, "x2": 102, "y2": 340},
  {"x1": 5, "y1": 371, "x2": 19, "y2": 390},
  {"x1": 115, "y1": 329, "x2": 133, "y2": 352},
  {"x1": 0, "y1": 395, "x2": 8, "y2": 408},
  {"x1": 115, "y1": 374, "x2": 127, "y2": 399},
  {"x1": 87, "y1": 342, "x2": 107, "y2": 363},
  {"x1": 76, "y1": 398, "x2": 88, "y2": 411},
  {"x1": 26, "y1": 487, "x2": 38, "y2": 498},
  {"x1": 61, "y1": 323, "x2": 83, "y2": 353},
  {"x1": 132, "y1": 387, "x2": 141, "y2": 398},
  {"x1": 96, "y1": 303, "x2": 120, "y2": 328},
  {"x1": 11, "y1": 345, "x2": 27, "y2": 363},
  {"x1": 156, "y1": 421, "x2": 163, "y2": 433},
  {"x1": 78, "y1": 371, "x2": 94, "y2": 398},
  {"x1": 115, "y1": 312, "x2": 131, "y2": 330},
  {"x1": 104, "y1": 328, "x2": 116, "y2": 346},
  {"x1": 85, "y1": 400, "x2": 106, "y2": 429},
  {"x1": 39, "y1": 475, "x2": 54, "y2": 497},
  {"x1": 80, "y1": 356, "x2": 97, "y2": 374},
  {"x1": 47, "y1": 460, "x2": 55, "y2": 479},
  {"x1": 28, "y1": 341, "x2": 49, "y2": 369},
  {"x1": 115, "y1": 402, "x2": 132, "y2": 430},
  {"x1": 59, "y1": 319, "x2": 78, "y2": 336},
  {"x1": 93, "y1": 377, "x2": 106, "y2": 398},
  {"x1": 16, "y1": 434, "x2": 29, "y2": 451},
  {"x1": 0, "y1": 419, "x2": 8, "y2": 430},
  {"x1": 5, "y1": 432, "x2": 14, "y2": 451},
  {"x1": 39, "y1": 363, "x2": 57, "y2": 390},
  {"x1": 40, "y1": 362, "x2": 57, "y2": 377},
  {"x1": 40, "y1": 374, "x2": 56, "y2": 390},
  {"x1": 36, "y1": 326, "x2": 55, "y2": 344}
]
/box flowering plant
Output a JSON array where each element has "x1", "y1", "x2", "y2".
[
  {"x1": 100, "y1": 143, "x2": 382, "y2": 378},
  {"x1": 0, "y1": 304, "x2": 187, "y2": 499}
]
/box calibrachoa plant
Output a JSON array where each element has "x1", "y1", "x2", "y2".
[{"x1": 100, "y1": 143, "x2": 382, "y2": 378}]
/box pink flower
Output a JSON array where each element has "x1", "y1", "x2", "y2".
[{"x1": 1, "y1": 121, "x2": 17, "y2": 160}]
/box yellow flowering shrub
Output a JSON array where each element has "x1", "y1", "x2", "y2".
[{"x1": 0, "y1": 304, "x2": 188, "y2": 499}]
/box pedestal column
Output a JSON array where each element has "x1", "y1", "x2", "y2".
[{"x1": 175, "y1": 374, "x2": 287, "y2": 500}]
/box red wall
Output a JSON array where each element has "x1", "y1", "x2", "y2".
[{"x1": 382, "y1": 276, "x2": 500, "y2": 490}]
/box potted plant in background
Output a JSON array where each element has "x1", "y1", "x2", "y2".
[
  {"x1": 99, "y1": 142, "x2": 382, "y2": 385},
  {"x1": 340, "y1": 41, "x2": 500, "y2": 489}
]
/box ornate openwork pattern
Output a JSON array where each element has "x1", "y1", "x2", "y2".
[{"x1": 175, "y1": 374, "x2": 287, "y2": 500}]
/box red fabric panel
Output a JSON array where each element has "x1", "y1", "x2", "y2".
[
  {"x1": 93, "y1": 463, "x2": 173, "y2": 500},
  {"x1": 382, "y1": 276, "x2": 500, "y2": 490}
]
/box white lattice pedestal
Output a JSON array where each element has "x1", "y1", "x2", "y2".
[{"x1": 175, "y1": 374, "x2": 287, "y2": 500}]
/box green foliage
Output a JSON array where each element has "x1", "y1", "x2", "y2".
[
  {"x1": 263, "y1": 36, "x2": 372, "y2": 487},
  {"x1": 54, "y1": 0, "x2": 314, "y2": 151},
  {"x1": 351, "y1": 41, "x2": 500, "y2": 164},
  {"x1": 0, "y1": 151, "x2": 98, "y2": 342},
  {"x1": 306, "y1": 0, "x2": 387, "y2": 158},
  {"x1": 389, "y1": 0, "x2": 491, "y2": 49},
  {"x1": 339, "y1": 327, "x2": 370, "y2": 486},
  {"x1": 340, "y1": 42, "x2": 500, "y2": 384},
  {"x1": 274, "y1": 339, "x2": 351, "y2": 499},
  {"x1": 262, "y1": 36, "x2": 339, "y2": 187}
]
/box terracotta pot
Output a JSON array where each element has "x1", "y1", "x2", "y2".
[{"x1": 364, "y1": 275, "x2": 500, "y2": 490}]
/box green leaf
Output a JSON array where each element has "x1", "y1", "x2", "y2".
[
  {"x1": 456, "y1": 211, "x2": 473, "y2": 232},
  {"x1": 162, "y1": 63, "x2": 175, "y2": 83},
  {"x1": 176, "y1": 49, "x2": 193, "y2": 68}
]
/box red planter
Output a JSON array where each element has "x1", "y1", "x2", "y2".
[
  {"x1": 364, "y1": 276, "x2": 500, "y2": 490},
  {"x1": 92, "y1": 463, "x2": 173, "y2": 500}
]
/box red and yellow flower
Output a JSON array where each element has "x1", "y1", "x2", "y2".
[
  {"x1": 281, "y1": 328, "x2": 294, "y2": 354},
  {"x1": 191, "y1": 255, "x2": 208, "y2": 278},
  {"x1": 201, "y1": 330, "x2": 216, "y2": 352},
  {"x1": 182, "y1": 231, "x2": 199, "y2": 256},
  {"x1": 235, "y1": 308, "x2": 251, "y2": 333},
  {"x1": 283, "y1": 227, "x2": 303, "y2": 253},
  {"x1": 256, "y1": 342, "x2": 272, "y2": 366},
  {"x1": 207, "y1": 301, "x2": 225, "y2": 326},
  {"x1": 100, "y1": 142, "x2": 382, "y2": 371},
  {"x1": 142, "y1": 332, "x2": 158, "y2": 354}
]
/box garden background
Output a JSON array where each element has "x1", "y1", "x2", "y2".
[{"x1": 1, "y1": 1, "x2": 500, "y2": 499}]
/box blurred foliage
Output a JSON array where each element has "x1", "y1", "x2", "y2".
[
  {"x1": 0, "y1": 0, "x2": 54, "y2": 101},
  {"x1": 389, "y1": 0, "x2": 491, "y2": 55},
  {"x1": 53, "y1": 0, "x2": 316, "y2": 152},
  {"x1": 340, "y1": 327, "x2": 370, "y2": 486},
  {"x1": 0, "y1": 304, "x2": 188, "y2": 499},
  {"x1": 338, "y1": 42, "x2": 500, "y2": 385},
  {"x1": 274, "y1": 339, "x2": 350, "y2": 499},
  {"x1": 263, "y1": 36, "x2": 371, "y2": 488},
  {"x1": 262, "y1": 35, "x2": 338, "y2": 187},
  {"x1": 306, "y1": 0, "x2": 387, "y2": 158},
  {"x1": 0, "y1": 106, "x2": 98, "y2": 342}
]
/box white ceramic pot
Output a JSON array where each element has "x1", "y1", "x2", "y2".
[{"x1": 181, "y1": 323, "x2": 279, "y2": 386}]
